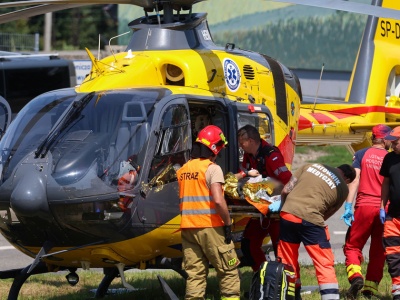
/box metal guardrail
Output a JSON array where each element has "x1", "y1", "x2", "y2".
[{"x1": 0, "y1": 32, "x2": 39, "y2": 52}]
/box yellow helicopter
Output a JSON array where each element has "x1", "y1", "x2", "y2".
[
  {"x1": 277, "y1": 0, "x2": 400, "y2": 152},
  {"x1": 0, "y1": 0, "x2": 398, "y2": 299}
]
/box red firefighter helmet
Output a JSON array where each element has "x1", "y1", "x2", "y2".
[{"x1": 196, "y1": 125, "x2": 228, "y2": 155}]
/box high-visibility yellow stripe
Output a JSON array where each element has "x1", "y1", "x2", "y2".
[
  {"x1": 260, "y1": 262, "x2": 267, "y2": 285},
  {"x1": 346, "y1": 264, "x2": 362, "y2": 278}
]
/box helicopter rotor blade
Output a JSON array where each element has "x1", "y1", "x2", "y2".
[
  {"x1": 0, "y1": 1, "x2": 137, "y2": 9},
  {"x1": 272, "y1": 0, "x2": 400, "y2": 21},
  {"x1": 0, "y1": 1, "x2": 136, "y2": 25},
  {"x1": 0, "y1": 0, "x2": 204, "y2": 24},
  {"x1": 0, "y1": 4, "x2": 86, "y2": 24}
]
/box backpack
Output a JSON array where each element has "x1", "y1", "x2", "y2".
[{"x1": 249, "y1": 260, "x2": 296, "y2": 300}]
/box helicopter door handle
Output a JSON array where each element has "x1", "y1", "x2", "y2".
[{"x1": 207, "y1": 69, "x2": 217, "y2": 83}]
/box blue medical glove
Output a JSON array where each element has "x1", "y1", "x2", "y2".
[
  {"x1": 380, "y1": 209, "x2": 386, "y2": 224},
  {"x1": 340, "y1": 202, "x2": 354, "y2": 226},
  {"x1": 268, "y1": 200, "x2": 282, "y2": 213}
]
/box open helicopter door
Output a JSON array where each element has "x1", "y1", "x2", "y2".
[
  {"x1": 227, "y1": 102, "x2": 276, "y2": 217},
  {"x1": 0, "y1": 95, "x2": 11, "y2": 138}
]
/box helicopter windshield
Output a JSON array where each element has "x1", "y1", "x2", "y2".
[{"x1": 0, "y1": 89, "x2": 164, "y2": 190}]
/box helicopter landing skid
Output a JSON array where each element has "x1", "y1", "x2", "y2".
[
  {"x1": 27, "y1": 240, "x2": 53, "y2": 274},
  {"x1": 157, "y1": 274, "x2": 179, "y2": 300},
  {"x1": 115, "y1": 263, "x2": 136, "y2": 291},
  {"x1": 4, "y1": 261, "x2": 67, "y2": 300}
]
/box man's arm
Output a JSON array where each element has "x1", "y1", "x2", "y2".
[
  {"x1": 281, "y1": 175, "x2": 298, "y2": 202},
  {"x1": 381, "y1": 177, "x2": 390, "y2": 209},
  {"x1": 340, "y1": 167, "x2": 360, "y2": 226},
  {"x1": 234, "y1": 168, "x2": 260, "y2": 179},
  {"x1": 344, "y1": 167, "x2": 360, "y2": 205},
  {"x1": 211, "y1": 182, "x2": 231, "y2": 225},
  {"x1": 266, "y1": 151, "x2": 292, "y2": 185}
]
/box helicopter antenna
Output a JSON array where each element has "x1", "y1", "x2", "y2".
[
  {"x1": 109, "y1": 31, "x2": 131, "y2": 62},
  {"x1": 155, "y1": 1, "x2": 161, "y2": 26},
  {"x1": 97, "y1": 34, "x2": 100, "y2": 60},
  {"x1": 312, "y1": 63, "x2": 324, "y2": 113}
]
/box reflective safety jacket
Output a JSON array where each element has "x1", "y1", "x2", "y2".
[{"x1": 177, "y1": 158, "x2": 225, "y2": 228}]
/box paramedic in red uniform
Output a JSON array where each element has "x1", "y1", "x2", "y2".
[
  {"x1": 341, "y1": 124, "x2": 392, "y2": 299},
  {"x1": 277, "y1": 163, "x2": 356, "y2": 300},
  {"x1": 177, "y1": 125, "x2": 240, "y2": 300},
  {"x1": 380, "y1": 126, "x2": 400, "y2": 300},
  {"x1": 234, "y1": 124, "x2": 292, "y2": 272}
]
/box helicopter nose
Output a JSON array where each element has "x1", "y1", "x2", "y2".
[{"x1": 10, "y1": 169, "x2": 49, "y2": 217}]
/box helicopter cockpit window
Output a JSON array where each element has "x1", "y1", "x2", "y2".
[
  {"x1": 0, "y1": 89, "x2": 164, "y2": 193},
  {"x1": 0, "y1": 89, "x2": 77, "y2": 180},
  {"x1": 149, "y1": 104, "x2": 190, "y2": 185}
]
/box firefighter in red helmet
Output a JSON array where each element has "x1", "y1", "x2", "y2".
[{"x1": 177, "y1": 125, "x2": 240, "y2": 300}]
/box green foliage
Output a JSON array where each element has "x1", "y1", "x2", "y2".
[
  {"x1": 0, "y1": 5, "x2": 118, "y2": 50},
  {"x1": 213, "y1": 13, "x2": 366, "y2": 71}
]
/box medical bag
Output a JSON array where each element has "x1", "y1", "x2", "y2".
[{"x1": 249, "y1": 260, "x2": 296, "y2": 300}]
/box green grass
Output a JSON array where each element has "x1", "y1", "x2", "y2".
[
  {"x1": 296, "y1": 145, "x2": 353, "y2": 166},
  {"x1": 0, "y1": 262, "x2": 393, "y2": 299}
]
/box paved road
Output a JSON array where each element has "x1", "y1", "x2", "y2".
[
  {"x1": 268, "y1": 208, "x2": 370, "y2": 265},
  {"x1": 0, "y1": 208, "x2": 370, "y2": 272},
  {"x1": 0, "y1": 236, "x2": 33, "y2": 271}
]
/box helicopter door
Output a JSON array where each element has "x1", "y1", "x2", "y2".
[
  {"x1": 140, "y1": 98, "x2": 191, "y2": 227},
  {"x1": 0, "y1": 95, "x2": 11, "y2": 138},
  {"x1": 228, "y1": 103, "x2": 274, "y2": 217}
]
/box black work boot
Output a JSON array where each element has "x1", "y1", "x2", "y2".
[
  {"x1": 361, "y1": 290, "x2": 380, "y2": 299},
  {"x1": 295, "y1": 287, "x2": 302, "y2": 300},
  {"x1": 346, "y1": 277, "x2": 364, "y2": 299}
]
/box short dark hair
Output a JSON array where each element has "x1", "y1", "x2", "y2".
[
  {"x1": 191, "y1": 142, "x2": 215, "y2": 159},
  {"x1": 238, "y1": 124, "x2": 261, "y2": 143},
  {"x1": 337, "y1": 164, "x2": 356, "y2": 183}
]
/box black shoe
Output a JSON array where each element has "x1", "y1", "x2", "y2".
[
  {"x1": 295, "y1": 287, "x2": 302, "y2": 300},
  {"x1": 393, "y1": 295, "x2": 400, "y2": 300},
  {"x1": 346, "y1": 277, "x2": 364, "y2": 299},
  {"x1": 362, "y1": 290, "x2": 380, "y2": 299},
  {"x1": 361, "y1": 290, "x2": 374, "y2": 299}
]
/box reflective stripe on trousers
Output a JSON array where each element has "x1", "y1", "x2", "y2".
[
  {"x1": 277, "y1": 215, "x2": 339, "y2": 299},
  {"x1": 343, "y1": 206, "x2": 385, "y2": 283},
  {"x1": 383, "y1": 217, "x2": 400, "y2": 297}
]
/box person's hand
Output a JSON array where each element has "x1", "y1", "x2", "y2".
[
  {"x1": 247, "y1": 169, "x2": 260, "y2": 177},
  {"x1": 268, "y1": 200, "x2": 282, "y2": 213},
  {"x1": 340, "y1": 202, "x2": 354, "y2": 226},
  {"x1": 380, "y1": 208, "x2": 386, "y2": 224},
  {"x1": 224, "y1": 224, "x2": 232, "y2": 244}
]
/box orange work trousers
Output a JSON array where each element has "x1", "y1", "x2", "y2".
[
  {"x1": 383, "y1": 216, "x2": 400, "y2": 298},
  {"x1": 277, "y1": 212, "x2": 339, "y2": 300}
]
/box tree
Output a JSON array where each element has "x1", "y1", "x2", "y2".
[{"x1": 0, "y1": 5, "x2": 118, "y2": 51}]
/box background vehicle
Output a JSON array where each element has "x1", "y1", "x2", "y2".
[{"x1": 0, "y1": 51, "x2": 76, "y2": 132}]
